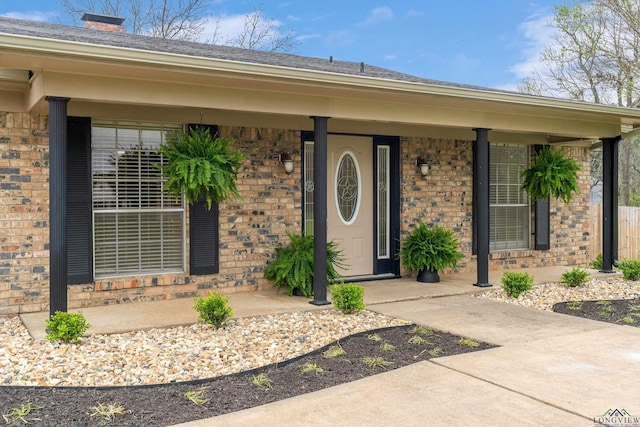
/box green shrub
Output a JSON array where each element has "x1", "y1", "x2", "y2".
[
  {"x1": 264, "y1": 233, "x2": 345, "y2": 297},
  {"x1": 46, "y1": 311, "x2": 91, "y2": 344},
  {"x1": 330, "y1": 282, "x2": 366, "y2": 314},
  {"x1": 560, "y1": 267, "x2": 590, "y2": 287},
  {"x1": 194, "y1": 292, "x2": 233, "y2": 327},
  {"x1": 589, "y1": 253, "x2": 603, "y2": 270},
  {"x1": 398, "y1": 222, "x2": 464, "y2": 272},
  {"x1": 500, "y1": 271, "x2": 533, "y2": 298},
  {"x1": 619, "y1": 259, "x2": 640, "y2": 281}
]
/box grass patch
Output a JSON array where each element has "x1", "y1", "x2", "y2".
[
  {"x1": 596, "y1": 300, "x2": 616, "y2": 317},
  {"x1": 408, "y1": 335, "x2": 430, "y2": 345},
  {"x1": 184, "y1": 386, "x2": 209, "y2": 405},
  {"x1": 322, "y1": 344, "x2": 346, "y2": 359},
  {"x1": 428, "y1": 347, "x2": 445, "y2": 357},
  {"x1": 620, "y1": 317, "x2": 636, "y2": 325},
  {"x1": 409, "y1": 326, "x2": 433, "y2": 336},
  {"x1": 362, "y1": 356, "x2": 393, "y2": 369},
  {"x1": 251, "y1": 373, "x2": 273, "y2": 390},
  {"x1": 300, "y1": 363, "x2": 324, "y2": 374},
  {"x1": 459, "y1": 337, "x2": 480, "y2": 348},
  {"x1": 3, "y1": 403, "x2": 42, "y2": 425},
  {"x1": 566, "y1": 301, "x2": 583, "y2": 311},
  {"x1": 90, "y1": 402, "x2": 125, "y2": 422},
  {"x1": 380, "y1": 342, "x2": 397, "y2": 352},
  {"x1": 367, "y1": 333, "x2": 382, "y2": 341}
]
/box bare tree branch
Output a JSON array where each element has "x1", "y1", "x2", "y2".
[
  {"x1": 519, "y1": 1, "x2": 640, "y2": 205},
  {"x1": 59, "y1": 1, "x2": 299, "y2": 52},
  {"x1": 232, "y1": 6, "x2": 299, "y2": 52}
]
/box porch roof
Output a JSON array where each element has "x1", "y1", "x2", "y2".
[{"x1": 1, "y1": 16, "x2": 640, "y2": 142}]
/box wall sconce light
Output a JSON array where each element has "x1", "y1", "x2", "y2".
[
  {"x1": 279, "y1": 152, "x2": 294, "y2": 175},
  {"x1": 417, "y1": 157, "x2": 429, "y2": 177}
]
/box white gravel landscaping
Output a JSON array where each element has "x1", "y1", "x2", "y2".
[
  {"x1": 476, "y1": 276, "x2": 640, "y2": 311},
  {"x1": 2, "y1": 275, "x2": 639, "y2": 388},
  {"x1": 0, "y1": 310, "x2": 409, "y2": 387}
]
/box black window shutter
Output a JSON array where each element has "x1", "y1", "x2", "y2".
[
  {"x1": 534, "y1": 144, "x2": 551, "y2": 250},
  {"x1": 188, "y1": 124, "x2": 220, "y2": 275},
  {"x1": 67, "y1": 116, "x2": 94, "y2": 284}
]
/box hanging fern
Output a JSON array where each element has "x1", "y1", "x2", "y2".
[
  {"x1": 520, "y1": 146, "x2": 581, "y2": 204},
  {"x1": 158, "y1": 127, "x2": 245, "y2": 209}
]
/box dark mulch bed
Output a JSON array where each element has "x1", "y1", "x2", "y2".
[
  {"x1": 553, "y1": 297, "x2": 640, "y2": 327},
  {"x1": 1, "y1": 325, "x2": 494, "y2": 426}
]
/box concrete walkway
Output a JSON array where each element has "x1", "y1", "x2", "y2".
[
  {"x1": 20, "y1": 265, "x2": 575, "y2": 339},
  {"x1": 20, "y1": 266, "x2": 639, "y2": 426}
]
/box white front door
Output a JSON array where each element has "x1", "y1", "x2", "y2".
[{"x1": 327, "y1": 135, "x2": 374, "y2": 276}]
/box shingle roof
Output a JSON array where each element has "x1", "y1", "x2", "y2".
[{"x1": 0, "y1": 16, "x2": 492, "y2": 92}]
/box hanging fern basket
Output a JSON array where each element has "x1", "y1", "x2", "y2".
[
  {"x1": 157, "y1": 127, "x2": 246, "y2": 209},
  {"x1": 520, "y1": 146, "x2": 581, "y2": 204}
]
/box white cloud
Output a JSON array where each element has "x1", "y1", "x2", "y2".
[
  {"x1": 360, "y1": 7, "x2": 393, "y2": 26},
  {"x1": 1, "y1": 11, "x2": 56, "y2": 22},
  {"x1": 508, "y1": 10, "x2": 556, "y2": 79},
  {"x1": 297, "y1": 33, "x2": 321, "y2": 42},
  {"x1": 493, "y1": 82, "x2": 521, "y2": 92},
  {"x1": 200, "y1": 14, "x2": 246, "y2": 44},
  {"x1": 407, "y1": 9, "x2": 424, "y2": 17}
]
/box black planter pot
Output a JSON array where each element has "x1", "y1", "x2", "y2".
[
  {"x1": 417, "y1": 268, "x2": 440, "y2": 283},
  {"x1": 292, "y1": 287, "x2": 305, "y2": 297}
]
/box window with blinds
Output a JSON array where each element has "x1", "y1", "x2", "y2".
[
  {"x1": 489, "y1": 144, "x2": 530, "y2": 251},
  {"x1": 91, "y1": 122, "x2": 185, "y2": 278}
]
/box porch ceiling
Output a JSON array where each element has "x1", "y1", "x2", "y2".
[{"x1": 1, "y1": 31, "x2": 640, "y2": 142}]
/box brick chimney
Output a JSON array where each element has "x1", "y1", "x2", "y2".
[{"x1": 81, "y1": 13, "x2": 125, "y2": 32}]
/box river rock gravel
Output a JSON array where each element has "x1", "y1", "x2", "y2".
[
  {"x1": 3, "y1": 276, "x2": 638, "y2": 389},
  {"x1": 0, "y1": 310, "x2": 409, "y2": 387},
  {"x1": 476, "y1": 276, "x2": 640, "y2": 311}
]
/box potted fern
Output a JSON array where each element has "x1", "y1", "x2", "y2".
[
  {"x1": 399, "y1": 222, "x2": 464, "y2": 283},
  {"x1": 264, "y1": 233, "x2": 345, "y2": 297},
  {"x1": 520, "y1": 146, "x2": 581, "y2": 204},
  {"x1": 157, "y1": 126, "x2": 246, "y2": 209}
]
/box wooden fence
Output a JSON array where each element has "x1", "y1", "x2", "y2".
[{"x1": 590, "y1": 204, "x2": 640, "y2": 260}]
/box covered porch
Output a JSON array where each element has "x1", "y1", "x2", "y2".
[
  {"x1": 21, "y1": 265, "x2": 618, "y2": 339},
  {"x1": 1, "y1": 15, "x2": 639, "y2": 315}
]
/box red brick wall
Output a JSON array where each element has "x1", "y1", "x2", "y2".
[
  {"x1": 400, "y1": 138, "x2": 592, "y2": 276},
  {"x1": 0, "y1": 112, "x2": 593, "y2": 314},
  {"x1": 0, "y1": 113, "x2": 50, "y2": 314},
  {"x1": 82, "y1": 22, "x2": 125, "y2": 32}
]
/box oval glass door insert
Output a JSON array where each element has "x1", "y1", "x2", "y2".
[{"x1": 335, "y1": 151, "x2": 361, "y2": 225}]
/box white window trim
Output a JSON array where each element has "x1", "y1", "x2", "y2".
[
  {"x1": 489, "y1": 143, "x2": 531, "y2": 251},
  {"x1": 91, "y1": 121, "x2": 186, "y2": 279}
]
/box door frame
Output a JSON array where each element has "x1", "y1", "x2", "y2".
[{"x1": 301, "y1": 131, "x2": 401, "y2": 279}]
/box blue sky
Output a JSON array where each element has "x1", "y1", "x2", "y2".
[{"x1": 0, "y1": 1, "x2": 559, "y2": 90}]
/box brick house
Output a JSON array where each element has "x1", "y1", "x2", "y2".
[{"x1": 0, "y1": 15, "x2": 637, "y2": 315}]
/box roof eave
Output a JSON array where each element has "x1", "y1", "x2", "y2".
[{"x1": 2, "y1": 31, "x2": 640, "y2": 125}]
